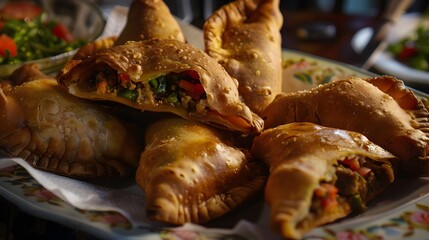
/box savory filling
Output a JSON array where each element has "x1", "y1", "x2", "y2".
[
  {"x1": 93, "y1": 65, "x2": 208, "y2": 113},
  {"x1": 310, "y1": 155, "x2": 385, "y2": 215}
]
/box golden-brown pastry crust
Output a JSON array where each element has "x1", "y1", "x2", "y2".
[
  {"x1": 0, "y1": 64, "x2": 143, "y2": 178},
  {"x1": 204, "y1": 0, "x2": 283, "y2": 114},
  {"x1": 136, "y1": 117, "x2": 267, "y2": 224},
  {"x1": 114, "y1": 0, "x2": 185, "y2": 46},
  {"x1": 262, "y1": 76, "x2": 429, "y2": 176},
  {"x1": 251, "y1": 122, "x2": 396, "y2": 239},
  {"x1": 57, "y1": 39, "x2": 263, "y2": 133},
  {"x1": 8, "y1": 63, "x2": 51, "y2": 85}
]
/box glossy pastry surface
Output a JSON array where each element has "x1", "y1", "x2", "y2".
[
  {"x1": 58, "y1": 39, "x2": 263, "y2": 133},
  {"x1": 136, "y1": 117, "x2": 267, "y2": 224},
  {"x1": 114, "y1": 0, "x2": 185, "y2": 46},
  {"x1": 262, "y1": 76, "x2": 429, "y2": 176},
  {"x1": 0, "y1": 64, "x2": 143, "y2": 178},
  {"x1": 204, "y1": 0, "x2": 283, "y2": 114}
]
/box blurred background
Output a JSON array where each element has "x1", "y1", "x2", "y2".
[
  {"x1": 94, "y1": 0, "x2": 429, "y2": 26},
  {"x1": 93, "y1": 0, "x2": 429, "y2": 91},
  {"x1": 94, "y1": 0, "x2": 428, "y2": 65}
]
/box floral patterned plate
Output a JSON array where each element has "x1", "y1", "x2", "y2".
[
  {"x1": 1, "y1": 50, "x2": 429, "y2": 240},
  {"x1": 281, "y1": 49, "x2": 375, "y2": 93}
]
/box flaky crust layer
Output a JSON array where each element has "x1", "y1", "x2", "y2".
[
  {"x1": 251, "y1": 122, "x2": 396, "y2": 239},
  {"x1": 263, "y1": 76, "x2": 429, "y2": 176},
  {"x1": 204, "y1": 0, "x2": 283, "y2": 115},
  {"x1": 136, "y1": 117, "x2": 267, "y2": 224},
  {"x1": 57, "y1": 39, "x2": 263, "y2": 133}
]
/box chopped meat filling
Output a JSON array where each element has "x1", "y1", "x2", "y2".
[
  {"x1": 92, "y1": 65, "x2": 207, "y2": 113},
  {"x1": 311, "y1": 155, "x2": 381, "y2": 215}
]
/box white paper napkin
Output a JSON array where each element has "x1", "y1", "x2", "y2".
[
  {"x1": 0, "y1": 158, "x2": 150, "y2": 225},
  {"x1": 0, "y1": 157, "x2": 273, "y2": 239}
]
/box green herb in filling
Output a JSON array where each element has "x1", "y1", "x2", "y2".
[
  {"x1": 149, "y1": 76, "x2": 168, "y2": 94},
  {"x1": 350, "y1": 193, "x2": 367, "y2": 212},
  {"x1": 165, "y1": 92, "x2": 178, "y2": 103},
  {"x1": 118, "y1": 89, "x2": 138, "y2": 101}
]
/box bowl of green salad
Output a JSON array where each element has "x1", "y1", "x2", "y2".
[
  {"x1": 352, "y1": 12, "x2": 429, "y2": 85},
  {"x1": 0, "y1": 0, "x2": 105, "y2": 78},
  {"x1": 387, "y1": 15, "x2": 429, "y2": 72}
]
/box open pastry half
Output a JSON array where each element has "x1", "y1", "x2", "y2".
[
  {"x1": 251, "y1": 122, "x2": 396, "y2": 239},
  {"x1": 57, "y1": 39, "x2": 263, "y2": 133}
]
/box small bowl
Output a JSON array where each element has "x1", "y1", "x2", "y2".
[{"x1": 0, "y1": 0, "x2": 105, "y2": 78}]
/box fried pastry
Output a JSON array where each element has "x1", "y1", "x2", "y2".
[
  {"x1": 57, "y1": 39, "x2": 263, "y2": 133},
  {"x1": 262, "y1": 76, "x2": 429, "y2": 176},
  {"x1": 7, "y1": 63, "x2": 49, "y2": 85},
  {"x1": 251, "y1": 122, "x2": 396, "y2": 239},
  {"x1": 136, "y1": 117, "x2": 267, "y2": 224},
  {"x1": 114, "y1": 0, "x2": 185, "y2": 46},
  {"x1": 204, "y1": 0, "x2": 283, "y2": 114},
  {"x1": 0, "y1": 64, "x2": 143, "y2": 178}
]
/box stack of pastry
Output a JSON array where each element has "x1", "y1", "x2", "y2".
[{"x1": 1, "y1": 0, "x2": 429, "y2": 239}]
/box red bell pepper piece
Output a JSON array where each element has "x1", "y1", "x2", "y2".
[
  {"x1": 340, "y1": 157, "x2": 360, "y2": 171},
  {"x1": 314, "y1": 183, "x2": 338, "y2": 210},
  {"x1": 51, "y1": 23, "x2": 74, "y2": 42},
  {"x1": 0, "y1": 34, "x2": 17, "y2": 57}
]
